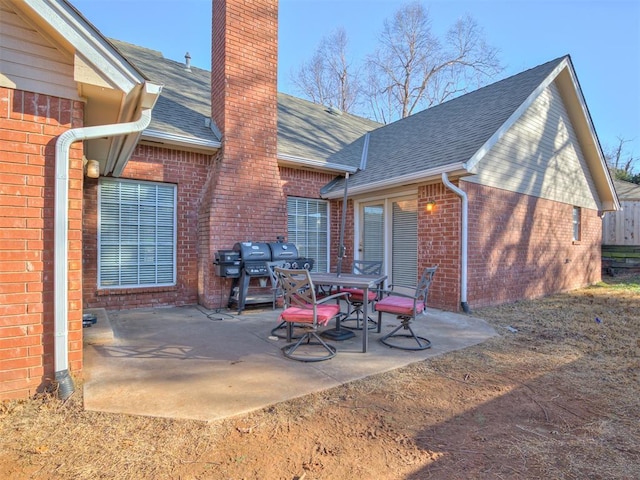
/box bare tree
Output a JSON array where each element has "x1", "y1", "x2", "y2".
[
  {"x1": 606, "y1": 137, "x2": 639, "y2": 182},
  {"x1": 366, "y1": 2, "x2": 502, "y2": 123},
  {"x1": 291, "y1": 28, "x2": 360, "y2": 113}
]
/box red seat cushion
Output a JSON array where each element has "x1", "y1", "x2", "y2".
[
  {"x1": 337, "y1": 287, "x2": 377, "y2": 302},
  {"x1": 375, "y1": 296, "x2": 424, "y2": 316},
  {"x1": 280, "y1": 303, "x2": 341, "y2": 326}
]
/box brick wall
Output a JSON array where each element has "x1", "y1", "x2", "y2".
[
  {"x1": 419, "y1": 182, "x2": 462, "y2": 311},
  {"x1": 200, "y1": 0, "x2": 282, "y2": 308},
  {"x1": 82, "y1": 145, "x2": 212, "y2": 310},
  {"x1": 0, "y1": 87, "x2": 83, "y2": 399},
  {"x1": 464, "y1": 181, "x2": 602, "y2": 309}
]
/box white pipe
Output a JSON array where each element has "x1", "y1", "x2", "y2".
[
  {"x1": 441, "y1": 173, "x2": 470, "y2": 313},
  {"x1": 54, "y1": 106, "x2": 154, "y2": 398}
]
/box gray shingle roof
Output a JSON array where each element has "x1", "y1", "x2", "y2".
[
  {"x1": 111, "y1": 40, "x2": 379, "y2": 159},
  {"x1": 112, "y1": 40, "x2": 569, "y2": 197},
  {"x1": 111, "y1": 40, "x2": 220, "y2": 145},
  {"x1": 277, "y1": 93, "x2": 380, "y2": 164},
  {"x1": 614, "y1": 179, "x2": 640, "y2": 200},
  {"x1": 323, "y1": 56, "x2": 568, "y2": 195}
]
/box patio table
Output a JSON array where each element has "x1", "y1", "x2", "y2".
[{"x1": 310, "y1": 272, "x2": 387, "y2": 353}]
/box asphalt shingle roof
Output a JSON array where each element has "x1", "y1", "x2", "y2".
[
  {"x1": 112, "y1": 40, "x2": 570, "y2": 196},
  {"x1": 111, "y1": 40, "x2": 379, "y2": 160},
  {"x1": 323, "y1": 56, "x2": 567, "y2": 194},
  {"x1": 614, "y1": 179, "x2": 640, "y2": 200},
  {"x1": 277, "y1": 93, "x2": 380, "y2": 164},
  {"x1": 112, "y1": 40, "x2": 220, "y2": 145}
]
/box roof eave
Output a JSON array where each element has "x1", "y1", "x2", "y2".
[
  {"x1": 141, "y1": 129, "x2": 222, "y2": 153},
  {"x1": 278, "y1": 153, "x2": 359, "y2": 174},
  {"x1": 321, "y1": 163, "x2": 469, "y2": 199}
]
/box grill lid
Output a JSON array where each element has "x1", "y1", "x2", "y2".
[
  {"x1": 269, "y1": 242, "x2": 299, "y2": 261},
  {"x1": 233, "y1": 242, "x2": 271, "y2": 261}
]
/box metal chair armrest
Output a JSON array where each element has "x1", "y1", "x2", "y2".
[
  {"x1": 378, "y1": 289, "x2": 417, "y2": 300},
  {"x1": 316, "y1": 291, "x2": 350, "y2": 305}
]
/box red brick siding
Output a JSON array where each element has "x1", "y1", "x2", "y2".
[
  {"x1": 82, "y1": 145, "x2": 212, "y2": 310},
  {"x1": 418, "y1": 183, "x2": 462, "y2": 311},
  {"x1": 0, "y1": 87, "x2": 83, "y2": 399},
  {"x1": 200, "y1": 0, "x2": 282, "y2": 308},
  {"x1": 464, "y1": 181, "x2": 602, "y2": 309}
]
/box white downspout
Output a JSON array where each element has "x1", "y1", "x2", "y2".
[
  {"x1": 54, "y1": 106, "x2": 155, "y2": 399},
  {"x1": 441, "y1": 173, "x2": 470, "y2": 313}
]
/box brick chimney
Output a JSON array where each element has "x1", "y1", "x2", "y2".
[{"x1": 199, "y1": 0, "x2": 284, "y2": 307}]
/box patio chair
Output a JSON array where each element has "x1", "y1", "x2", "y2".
[
  {"x1": 267, "y1": 260, "x2": 296, "y2": 339},
  {"x1": 337, "y1": 260, "x2": 383, "y2": 331},
  {"x1": 275, "y1": 267, "x2": 349, "y2": 362},
  {"x1": 375, "y1": 266, "x2": 438, "y2": 350},
  {"x1": 267, "y1": 260, "x2": 287, "y2": 310}
]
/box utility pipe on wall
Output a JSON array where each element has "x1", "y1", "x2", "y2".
[
  {"x1": 54, "y1": 103, "x2": 157, "y2": 399},
  {"x1": 441, "y1": 173, "x2": 470, "y2": 313}
]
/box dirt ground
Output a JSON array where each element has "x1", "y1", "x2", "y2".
[{"x1": 1, "y1": 275, "x2": 639, "y2": 480}]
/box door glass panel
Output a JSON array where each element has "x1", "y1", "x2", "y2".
[
  {"x1": 391, "y1": 199, "x2": 418, "y2": 287},
  {"x1": 362, "y1": 204, "x2": 384, "y2": 264}
]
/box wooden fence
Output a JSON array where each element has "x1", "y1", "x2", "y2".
[{"x1": 602, "y1": 200, "x2": 640, "y2": 246}]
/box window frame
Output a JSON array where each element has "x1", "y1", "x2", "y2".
[
  {"x1": 98, "y1": 178, "x2": 177, "y2": 289},
  {"x1": 287, "y1": 196, "x2": 330, "y2": 273},
  {"x1": 572, "y1": 206, "x2": 582, "y2": 243}
]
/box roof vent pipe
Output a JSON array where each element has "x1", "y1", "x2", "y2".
[
  {"x1": 441, "y1": 173, "x2": 470, "y2": 313},
  {"x1": 185, "y1": 52, "x2": 191, "y2": 71}
]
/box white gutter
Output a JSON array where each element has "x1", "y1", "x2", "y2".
[
  {"x1": 278, "y1": 153, "x2": 359, "y2": 174},
  {"x1": 322, "y1": 162, "x2": 468, "y2": 199},
  {"x1": 441, "y1": 173, "x2": 470, "y2": 313},
  {"x1": 141, "y1": 129, "x2": 222, "y2": 151},
  {"x1": 54, "y1": 85, "x2": 160, "y2": 399}
]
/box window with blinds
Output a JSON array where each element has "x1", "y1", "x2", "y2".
[
  {"x1": 391, "y1": 199, "x2": 418, "y2": 287},
  {"x1": 287, "y1": 197, "x2": 328, "y2": 272},
  {"x1": 98, "y1": 179, "x2": 177, "y2": 288}
]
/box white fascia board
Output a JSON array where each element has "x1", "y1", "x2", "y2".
[
  {"x1": 321, "y1": 163, "x2": 468, "y2": 199},
  {"x1": 108, "y1": 82, "x2": 163, "y2": 176},
  {"x1": 141, "y1": 129, "x2": 222, "y2": 151},
  {"x1": 278, "y1": 153, "x2": 359, "y2": 174},
  {"x1": 464, "y1": 58, "x2": 570, "y2": 174},
  {"x1": 22, "y1": 0, "x2": 145, "y2": 92},
  {"x1": 561, "y1": 60, "x2": 620, "y2": 211}
]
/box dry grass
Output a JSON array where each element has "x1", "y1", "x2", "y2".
[{"x1": 1, "y1": 274, "x2": 639, "y2": 479}]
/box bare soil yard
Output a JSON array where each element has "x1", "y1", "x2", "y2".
[{"x1": 1, "y1": 275, "x2": 639, "y2": 479}]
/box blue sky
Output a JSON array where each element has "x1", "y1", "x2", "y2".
[{"x1": 71, "y1": 0, "x2": 640, "y2": 162}]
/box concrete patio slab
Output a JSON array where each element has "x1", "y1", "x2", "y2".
[{"x1": 82, "y1": 305, "x2": 497, "y2": 422}]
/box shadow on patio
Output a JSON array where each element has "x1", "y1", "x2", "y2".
[{"x1": 82, "y1": 305, "x2": 497, "y2": 422}]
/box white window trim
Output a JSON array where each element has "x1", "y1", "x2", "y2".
[
  {"x1": 98, "y1": 178, "x2": 177, "y2": 289},
  {"x1": 287, "y1": 196, "x2": 330, "y2": 273},
  {"x1": 572, "y1": 206, "x2": 582, "y2": 243}
]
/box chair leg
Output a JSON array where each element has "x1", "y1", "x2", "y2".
[
  {"x1": 341, "y1": 301, "x2": 378, "y2": 331},
  {"x1": 271, "y1": 320, "x2": 303, "y2": 339},
  {"x1": 379, "y1": 316, "x2": 431, "y2": 351},
  {"x1": 281, "y1": 330, "x2": 337, "y2": 362}
]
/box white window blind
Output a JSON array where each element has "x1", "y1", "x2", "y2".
[
  {"x1": 391, "y1": 199, "x2": 418, "y2": 287},
  {"x1": 287, "y1": 197, "x2": 328, "y2": 272},
  {"x1": 362, "y1": 204, "x2": 384, "y2": 263},
  {"x1": 99, "y1": 179, "x2": 177, "y2": 288}
]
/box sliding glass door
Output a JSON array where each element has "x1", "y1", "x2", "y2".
[{"x1": 357, "y1": 196, "x2": 417, "y2": 287}]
